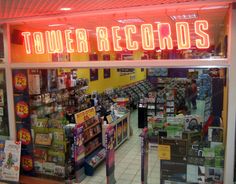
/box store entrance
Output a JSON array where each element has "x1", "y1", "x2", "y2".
[{"x1": 14, "y1": 67, "x2": 227, "y2": 184}]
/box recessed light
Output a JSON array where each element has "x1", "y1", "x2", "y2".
[
  {"x1": 48, "y1": 24, "x2": 64, "y2": 27},
  {"x1": 117, "y1": 18, "x2": 144, "y2": 24},
  {"x1": 170, "y1": 14, "x2": 198, "y2": 21},
  {"x1": 60, "y1": 7, "x2": 71, "y2": 11}
]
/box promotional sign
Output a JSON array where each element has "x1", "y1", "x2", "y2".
[
  {"x1": 15, "y1": 100, "x2": 29, "y2": 119},
  {"x1": 12, "y1": 69, "x2": 35, "y2": 175},
  {"x1": 12, "y1": 70, "x2": 28, "y2": 93},
  {"x1": 140, "y1": 128, "x2": 148, "y2": 184},
  {"x1": 105, "y1": 124, "x2": 116, "y2": 184},
  {"x1": 21, "y1": 155, "x2": 34, "y2": 172},
  {"x1": 0, "y1": 140, "x2": 21, "y2": 183},
  {"x1": 17, "y1": 128, "x2": 31, "y2": 145},
  {"x1": 75, "y1": 107, "x2": 96, "y2": 125},
  {"x1": 158, "y1": 145, "x2": 171, "y2": 160}
]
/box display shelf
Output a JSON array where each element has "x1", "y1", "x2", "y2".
[
  {"x1": 75, "y1": 107, "x2": 104, "y2": 176},
  {"x1": 84, "y1": 148, "x2": 106, "y2": 176},
  {"x1": 84, "y1": 130, "x2": 101, "y2": 144},
  {"x1": 85, "y1": 143, "x2": 102, "y2": 156},
  {"x1": 102, "y1": 113, "x2": 130, "y2": 150},
  {"x1": 84, "y1": 121, "x2": 101, "y2": 132}
]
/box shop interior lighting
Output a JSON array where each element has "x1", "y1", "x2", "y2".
[
  {"x1": 60, "y1": 7, "x2": 71, "y2": 11},
  {"x1": 48, "y1": 23, "x2": 65, "y2": 27},
  {"x1": 170, "y1": 14, "x2": 198, "y2": 21},
  {"x1": 117, "y1": 18, "x2": 144, "y2": 24},
  {"x1": 201, "y1": 5, "x2": 229, "y2": 10}
]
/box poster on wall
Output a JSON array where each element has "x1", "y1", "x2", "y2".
[
  {"x1": 0, "y1": 140, "x2": 21, "y2": 183},
  {"x1": 52, "y1": 53, "x2": 70, "y2": 62},
  {"x1": 117, "y1": 68, "x2": 135, "y2": 76},
  {"x1": 104, "y1": 69, "x2": 111, "y2": 79},
  {"x1": 105, "y1": 125, "x2": 116, "y2": 184},
  {"x1": 90, "y1": 69, "x2": 98, "y2": 81}
]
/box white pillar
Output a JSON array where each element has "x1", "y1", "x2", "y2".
[
  {"x1": 3, "y1": 24, "x2": 16, "y2": 141},
  {"x1": 225, "y1": 2, "x2": 236, "y2": 184}
]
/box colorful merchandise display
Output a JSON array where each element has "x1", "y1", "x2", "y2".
[
  {"x1": 0, "y1": 140, "x2": 21, "y2": 183},
  {"x1": 75, "y1": 107, "x2": 105, "y2": 176},
  {"x1": 102, "y1": 112, "x2": 130, "y2": 150},
  {"x1": 105, "y1": 124, "x2": 116, "y2": 184}
]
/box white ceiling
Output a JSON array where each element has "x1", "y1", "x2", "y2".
[{"x1": 1, "y1": 0, "x2": 231, "y2": 48}]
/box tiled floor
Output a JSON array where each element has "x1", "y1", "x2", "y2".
[
  {"x1": 79, "y1": 100, "x2": 205, "y2": 184},
  {"x1": 80, "y1": 109, "x2": 160, "y2": 184}
]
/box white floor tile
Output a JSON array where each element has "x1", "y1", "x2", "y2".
[{"x1": 79, "y1": 109, "x2": 164, "y2": 184}]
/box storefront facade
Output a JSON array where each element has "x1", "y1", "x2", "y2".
[{"x1": 0, "y1": 0, "x2": 236, "y2": 183}]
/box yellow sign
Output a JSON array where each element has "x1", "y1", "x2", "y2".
[
  {"x1": 57, "y1": 68, "x2": 72, "y2": 76},
  {"x1": 75, "y1": 107, "x2": 96, "y2": 124},
  {"x1": 158, "y1": 145, "x2": 171, "y2": 160},
  {"x1": 106, "y1": 115, "x2": 113, "y2": 124}
]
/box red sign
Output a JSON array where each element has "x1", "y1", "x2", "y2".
[
  {"x1": 21, "y1": 155, "x2": 33, "y2": 171},
  {"x1": 14, "y1": 73, "x2": 27, "y2": 91},
  {"x1": 16, "y1": 101, "x2": 29, "y2": 119},
  {"x1": 17, "y1": 128, "x2": 31, "y2": 145},
  {"x1": 21, "y1": 20, "x2": 210, "y2": 55}
]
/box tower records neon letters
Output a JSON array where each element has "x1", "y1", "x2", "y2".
[{"x1": 21, "y1": 20, "x2": 210, "y2": 55}]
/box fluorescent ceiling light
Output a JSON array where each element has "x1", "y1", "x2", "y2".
[
  {"x1": 60, "y1": 7, "x2": 71, "y2": 11},
  {"x1": 117, "y1": 18, "x2": 144, "y2": 24},
  {"x1": 201, "y1": 5, "x2": 228, "y2": 10},
  {"x1": 170, "y1": 14, "x2": 198, "y2": 21},
  {"x1": 48, "y1": 24, "x2": 64, "y2": 27}
]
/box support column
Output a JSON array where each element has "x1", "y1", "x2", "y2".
[
  {"x1": 3, "y1": 23, "x2": 16, "y2": 140},
  {"x1": 225, "y1": 2, "x2": 236, "y2": 184}
]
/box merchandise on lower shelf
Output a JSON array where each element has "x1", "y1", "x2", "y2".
[
  {"x1": 74, "y1": 107, "x2": 104, "y2": 176},
  {"x1": 84, "y1": 148, "x2": 106, "y2": 176},
  {"x1": 159, "y1": 124, "x2": 225, "y2": 183}
]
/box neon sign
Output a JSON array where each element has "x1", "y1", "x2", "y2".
[{"x1": 21, "y1": 20, "x2": 210, "y2": 54}]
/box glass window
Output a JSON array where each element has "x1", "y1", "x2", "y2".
[{"x1": 13, "y1": 67, "x2": 227, "y2": 184}]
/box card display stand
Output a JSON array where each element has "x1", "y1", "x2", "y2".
[
  {"x1": 102, "y1": 113, "x2": 130, "y2": 150},
  {"x1": 76, "y1": 111, "x2": 105, "y2": 176},
  {"x1": 28, "y1": 69, "x2": 89, "y2": 179},
  {"x1": 159, "y1": 127, "x2": 225, "y2": 183}
]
